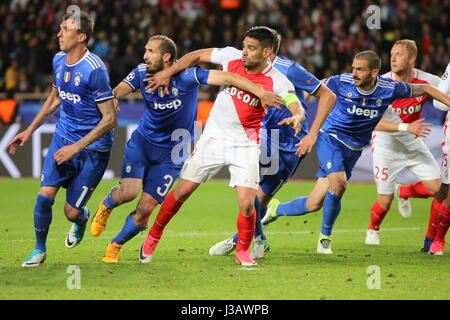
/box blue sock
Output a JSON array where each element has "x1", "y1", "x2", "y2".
[
  {"x1": 73, "y1": 207, "x2": 89, "y2": 226},
  {"x1": 104, "y1": 186, "x2": 120, "y2": 209},
  {"x1": 254, "y1": 196, "x2": 266, "y2": 240},
  {"x1": 232, "y1": 232, "x2": 238, "y2": 244},
  {"x1": 276, "y1": 196, "x2": 309, "y2": 216},
  {"x1": 321, "y1": 191, "x2": 342, "y2": 236},
  {"x1": 111, "y1": 213, "x2": 145, "y2": 245},
  {"x1": 34, "y1": 194, "x2": 55, "y2": 252},
  {"x1": 258, "y1": 208, "x2": 267, "y2": 240}
]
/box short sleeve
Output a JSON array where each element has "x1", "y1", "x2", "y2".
[
  {"x1": 392, "y1": 81, "x2": 413, "y2": 100},
  {"x1": 273, "y1": 72, "x2": 295, "y2": 97},
  {"x1": 52, "y1": 53, "x2": 65, "y2": 88},
  {"x1": 180, "y1": 67, "x2": 205, "y2": 87},
  {"x1": 194, "y1": 67, "x2": 210, "y2": 85},
  {"x1": 437, "y1": 63, "x2": 450, "y2": 95},
  {"x1": 324, "y1": 75, "x2": 340, "y2": 93},
  {"x1": 210, "y1": 47, "x2": 242, "y2": 70},
  {"x1": 89, "y1": 68, "x2": 114, "y2": 102},
  {"x1": 416, "y1": 69, "x2": 441, "y2": 87},
  {"x1": 122, "y1": 66, "x2": 142, "y2": 91},
  {"x1": 287, "y1": 63, "x2": 321, "y2": 94},
  {"x1": 433, "y1": 63, "x2": 450, "y2": 111}
]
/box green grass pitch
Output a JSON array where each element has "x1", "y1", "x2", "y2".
[{"x1": 0, "y1": 178, "x2": 449, "y2": 300}]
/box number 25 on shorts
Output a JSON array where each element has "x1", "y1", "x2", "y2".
[{"x1": 374, "y1": 166, "x2": 388, "y2": 181}]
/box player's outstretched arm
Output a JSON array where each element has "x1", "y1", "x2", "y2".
[
  {"x1": 145, "y1": 48, "x2": 216, "y2": 93},
  {"x1": 295, "y1": 84, "x2": 336, "y2": 156},
  {"x1": 277, "y1": 96, "x2": 305, "y2": 136},
  {"x1": 376, "y1": 118, "x2": 432, "y2": 138},
  {"x1": 113, "y1": 82, "x2": 134, "y2": 100},
  {"x1": 111, "y1": 81, "x2": 135, "y2": 112},
  {"x1": 53, "y1": 98, "x2": 117, "y2": 165},
  {"x1": 206, "y1": 70, "x2": 284, "y2": 110},
  {"x1": 8, "y1": 86, "x2": 61, "y2": 155},
  {"x1": 411, "y1": 84, "x2": 450, "y2": 110}
]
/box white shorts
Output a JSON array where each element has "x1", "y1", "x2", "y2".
[
  {"x1": 180, "y1": 134, "x2": 260, "y2": 190},
  {"x1": 372, "y1": 139, "x2": 440, "y2": 194}
]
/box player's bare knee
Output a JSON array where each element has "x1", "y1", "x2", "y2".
[
  {"x1": 174, "y1": 182, "x2": 197, "y2": 201},
  {"x1": 329, "y1": 180, "x2": 347, "y2": 196},
  {"x1": 238, "y1": 200, "x2": 255, "y2": 215},
  {"x1": 426, "y1": 180, "x2": 442, "y2": 196},
  {"x1": 119, "y1": 189, "x2": 138, "y2": 204}
]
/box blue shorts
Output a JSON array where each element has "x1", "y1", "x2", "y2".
[
  {"x1": 41, "y1": 134, "x2": 110, "y2": 210},
  {"x1": 259, "y1": 149, "x2": 303, "y2": 197},
  {"x1": 120, "y1": 130, "x2": 183, "y2": 203},
  {"x1": 315, "y1": 131, "x2": 362, "y2": 180}
]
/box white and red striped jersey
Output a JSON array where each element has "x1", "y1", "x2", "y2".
[
  {"x1": 434, "y1": 63, "x2": 450, "y2": 157},
  {"x1": 203, "y1": 46, "x2": 295, "y2": 145},
  {"x1": 434, "y1": 63, "x2": 450, "y2": 112},
  {"x1": 373, "y1": 69, "x2": 440, "y2": 148}
]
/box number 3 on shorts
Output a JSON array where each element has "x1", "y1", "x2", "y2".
[{"x1": 157, "y1": 175, "x2": 174, "y2": 197}]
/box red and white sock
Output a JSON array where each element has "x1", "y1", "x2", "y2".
[
  {"x1": 425, "y1": 197, "x2": 441, "y2": 239},
  {"x1": 399, "y1": 182, "x2": 433, "y2": 200},
  {"x1": 236, "y1": 211, "x2": 256, "y2": 252},
  {"x1": 434, "y1": 201, "x2": 450, "y2": 242},
  {"x1": 368, "y1": 201, "x2": 388, "y2": 231},
  {"x1": 148, "y1": 191, "x2": 184, "y2": 241}
]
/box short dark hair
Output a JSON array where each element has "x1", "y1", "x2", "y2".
[
  {"x1": 354, "y1": 50, "x2": 381, "y2": 70},
  {"x1": 263, "y1": 27, "x2": 281, "y2": 55},
  {"x1": 149, "y1": 35, "x2": 177, "y2": 62},
  {"x1": 245, "y1": 26, "x2": 276, "y2": 50},
  {"x1": 62, "y1": 10, "x2": 94, "y2": 44}
]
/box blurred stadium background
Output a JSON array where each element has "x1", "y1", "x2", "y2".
[{"x1": 0, "y1": 0, "x2": 449, "y2": 180}]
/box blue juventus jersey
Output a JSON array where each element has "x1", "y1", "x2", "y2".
[
  {"x1": 52, "y1": 50, "x2": 115, "y2": 151},
  {"x1": 321, "y1": 74, "x2": 413, "y2": 149},
  {"x1": 262, "y1": 56, "x2": 322, "y2": 152},
  {"x1": 123, "y1": 64, "x2": 209, "y2": 147}
]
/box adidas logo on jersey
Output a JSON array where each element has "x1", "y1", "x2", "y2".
[
  {"x1": 58, "y1": 88, "x2": 81, "y2": 104},
  {"x1": 347, "y1": 105, "x2": 379, "y2": 118},
  {"x1": 225, "y1": 86, "x2": 260, "y2": 107},
  {"x1": 153, "y1": 99, "x2": 182, "y2": 110}
]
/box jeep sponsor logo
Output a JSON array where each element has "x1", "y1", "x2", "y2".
[
  {"x1": 58, "y1": 88, "x2": 81, "y2": 104},
  {"x1": 153, "y1": 99, "x2": 182, "y2": 110},
  {"x1": 347, "y1": 105, "x2": 379, "y2": 118},
  {"x1": 225, "y1": 86, "x2": 260, "y2": 107}
]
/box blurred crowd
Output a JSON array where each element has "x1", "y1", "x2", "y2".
[{"x1": 1, "y1": 0, "x2": 449, "y2": 96}]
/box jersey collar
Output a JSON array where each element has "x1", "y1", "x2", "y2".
[
  {"x1": 262, "y1": 59, "x2": 273, "y2": 74},
  {"x1": 356, "y1": 76, "x2": 379, "y2": 95},
  {"x1": 65, "y1": 49, "x2": 90, "y2": 67}
]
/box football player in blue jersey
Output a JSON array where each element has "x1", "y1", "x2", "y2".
[
  {"x1": 262, "y1": 50, "x2": 450, "y2": 254},
  {"x1": 7, "y1": 11, "x2": 117, "y2": 267},
  {"x1": 208, "y1": 28, "x2": 336, "y2": 259},
  {"x1": 90, "y1": 35, "x2": 284, "y2": 263}
]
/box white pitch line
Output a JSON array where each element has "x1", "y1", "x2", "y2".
[{"x1": 0, "y1": 227, "x2": 421, "y2": 243}]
